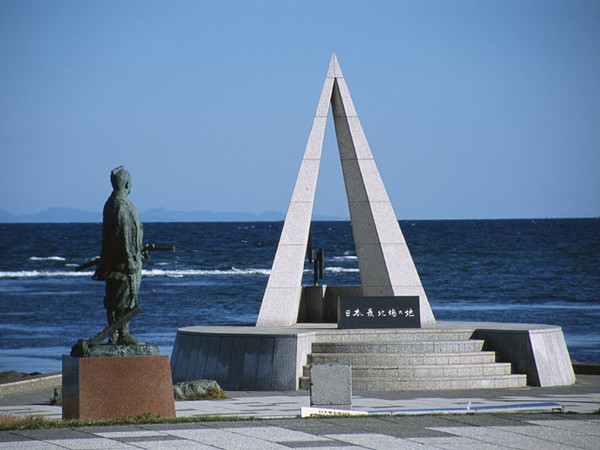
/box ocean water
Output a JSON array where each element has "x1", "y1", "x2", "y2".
[{"x1": 0, "y1": 219, "x2": 598, "y2": 373}]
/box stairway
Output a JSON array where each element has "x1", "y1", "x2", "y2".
[{"x1": 299, "y1": 328, "x2": 527, "y2": 391}]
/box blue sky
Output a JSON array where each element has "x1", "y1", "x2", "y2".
[{"x1": 1, "y1": 1, "x2": 599, "y2": 219}]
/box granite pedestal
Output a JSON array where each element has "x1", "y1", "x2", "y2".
[
  {"x1": 62, "y1": 354, "x2": 175, "y2": 420},
  {"x1": 170, "y1": 321, "x2": 575, "y2": 391}
]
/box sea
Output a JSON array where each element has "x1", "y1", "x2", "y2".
[{"x1": 1, "y1": 219, "x2": 598, "y2": 374}]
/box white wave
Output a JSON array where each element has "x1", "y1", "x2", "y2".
[
  {"x1": 1, "y1": 265, "x2": 358, "y2": 279},
  {"x1": 331, "y1": 255, "x2": 357, "y2": 261},
  {"x1": 29, "y1": 256, "x2": 66, "y2": 261},
  {"x1": 143, "y1": 267, "x2": 271, "y2": 277},
  {"x1": 0, "y1": 267, "x2": 272, "y2": 279},
  {"x1": 0, "y1": 270, "x2": 92, "y2": 279},
  {"x1": 325, "y1": 267, "x2": 360, "y2": 273}
]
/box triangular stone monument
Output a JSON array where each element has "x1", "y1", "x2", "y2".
[{"x1": 256, "y1": 53, "x2": 435, "y2": 327}]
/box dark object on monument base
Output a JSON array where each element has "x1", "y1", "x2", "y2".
[{"x1": 74, "y1": 343, "x2": 160, "y2": 358}]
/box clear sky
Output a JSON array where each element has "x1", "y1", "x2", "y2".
[{"x1": 1, "y1": 1, "x2": 599, "y2": 220}]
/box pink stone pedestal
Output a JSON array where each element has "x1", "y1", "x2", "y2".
[{"x1": 62, "y1": 355, "x2": 176, "y2": 420}]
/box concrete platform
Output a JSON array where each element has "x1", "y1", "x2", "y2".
[
  {"x1": 170, "y1": 321, "x2": 576, "y2": 391},
  {"x1": 1, "y1": 375, "x2": 599, "y2": 449},
  {"x1": 1, "y1": 414, "x2": 599, "y2": 449}
]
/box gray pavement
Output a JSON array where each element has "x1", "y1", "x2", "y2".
[
  {"x1": 0, "y1": 375, "x2": 599, "y2": 449},
  {"x1": 1, "y1": 414, "x2": 600, "y2": 449}
]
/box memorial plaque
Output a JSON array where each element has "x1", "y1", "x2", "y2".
[{"x1": 338, "y1": 296, "x2": 420, "y2": 329}]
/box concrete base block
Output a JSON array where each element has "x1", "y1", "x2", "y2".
[
  {"x1": 310, "y1": 363, "x2": 351, "y2": 408},
  {"x1": 62, "y1": 355, "x2": 175, "y2": 420},
  {"x1": 170, "y1": 327, "x2": 301, "y2": 390},
  {"x1": 472, "y1": 325, "x2": 576, "y2": 386},
  {"x1": 170, "y1": 321, "x2": 575, "y2": 391}
]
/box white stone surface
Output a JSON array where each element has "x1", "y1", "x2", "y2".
[
  {"x1": 354, "y1": 244, "x2": 393, "y2": 288},
  {"x1": 326, "y1": 52, "x2": 343, "y2": 78},
  {"x1": 315, "y1": 78, "x2": 334, "y2": 117},
  {"x1": 256, "y1": 57, "x2": 336, "y2": 327},
  {"x1": 264, "y1": 246, "x2": 305, "y2": 287},
  {"x1": 350, "y1": 159, "x2": 391, "y2": 202},
  {"x1": 277, "y1": 206, "x2": 314, "y2": 246},
  {"x1": 529, "y1": 328, "x2": 576, "y2": 386},
  {"x1": 257, "y1": 53, "x2": 435, "y2": 326},
  {"x1": 344, "y1": 117, "x2": 375, "y2": 159},
  {"x1": 259, "y1": 287, "x2": 303, "y2": 325},
  {"x1": 287, "y1": 159, "x2": 321, "y2": 203},
  {"x1": 303, "y1": 117, "x2": 329, "y2": 158}
]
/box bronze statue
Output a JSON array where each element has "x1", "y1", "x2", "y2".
[
  {"x1": 93, "y1": 166, "x2": 144, "y2": 345},
  {"x1": 70, "y1": 167, "x2": 174, "y2": 357}
]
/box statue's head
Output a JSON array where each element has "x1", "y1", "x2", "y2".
[{"x1": 110, "y1": 166, "x2": 132, "y2": 194}]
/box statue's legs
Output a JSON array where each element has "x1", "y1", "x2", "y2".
[
  {"x1": 104, "y1": 275, "x2": 140, "y2": 345},
  {"x1": 116, "y1": 322, "x2": 140, "y2": 345},
  {"x1": 106, "y1": 310, "x2": 118, "y2": 344}
]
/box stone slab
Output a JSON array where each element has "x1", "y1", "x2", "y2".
[
  {"x1": 310, "y1": 363, "x2": 352, "y2": 408},
  {"x1": 62, "y1": 354, "x2": 175, "y2": 420}
]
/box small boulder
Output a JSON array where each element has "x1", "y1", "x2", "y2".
[
  {"x1": 51, "y1": 387, "x2": 62, "y2": 405},
  {"x1": 173, "y1": 379, "x2": 226, "y2": 400}
]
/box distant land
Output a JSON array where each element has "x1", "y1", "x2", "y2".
[{"x1": 0, "y1": 207, "x2": 346, "y2": 223}]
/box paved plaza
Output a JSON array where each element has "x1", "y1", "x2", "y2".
[
  {"x1": 2, "y1": 413, "x2": 600, "y2": 449},
  {"x1": 1, "y1": 374, "x2": 598, "y2": 448}
]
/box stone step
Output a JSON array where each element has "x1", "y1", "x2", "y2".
[
  {"x1": 311, "y1": 340, "x2": 485, "y2": 354},
  {"x1": 308, "y1": 351, "x2": 498, "y2": 366},
  {"x1": 313, "y1": 329, "x2": 475, "y2": 343},
  {"x1": 299, "y1": 373, "x2": 528, "y2": 391},
  {"x1": 302, "y1": 362, "x2": 513, "y2": 378}
]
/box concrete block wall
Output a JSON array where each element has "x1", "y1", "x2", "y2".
[
  {"x1": 472, "y1": 325, "x2": 576, "y2": 387},
  {"x1": 170, "y1": 327, "x2": 302, "y2": 390}
]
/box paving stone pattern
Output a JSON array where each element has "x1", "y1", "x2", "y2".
[
  {"x1": 1, "y1": 375, "x2": 598, "y2": 448},
  {"x1": 1, "y1": 414, "x2": 599, "y2": 449}
]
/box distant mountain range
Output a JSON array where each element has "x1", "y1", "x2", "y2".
[
  {"x1": 0, "y1": 208, "x2": 101, "y2": 223},
  {"x1": 0, "y1": 207, "x2": 346, "y2": 223}
]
